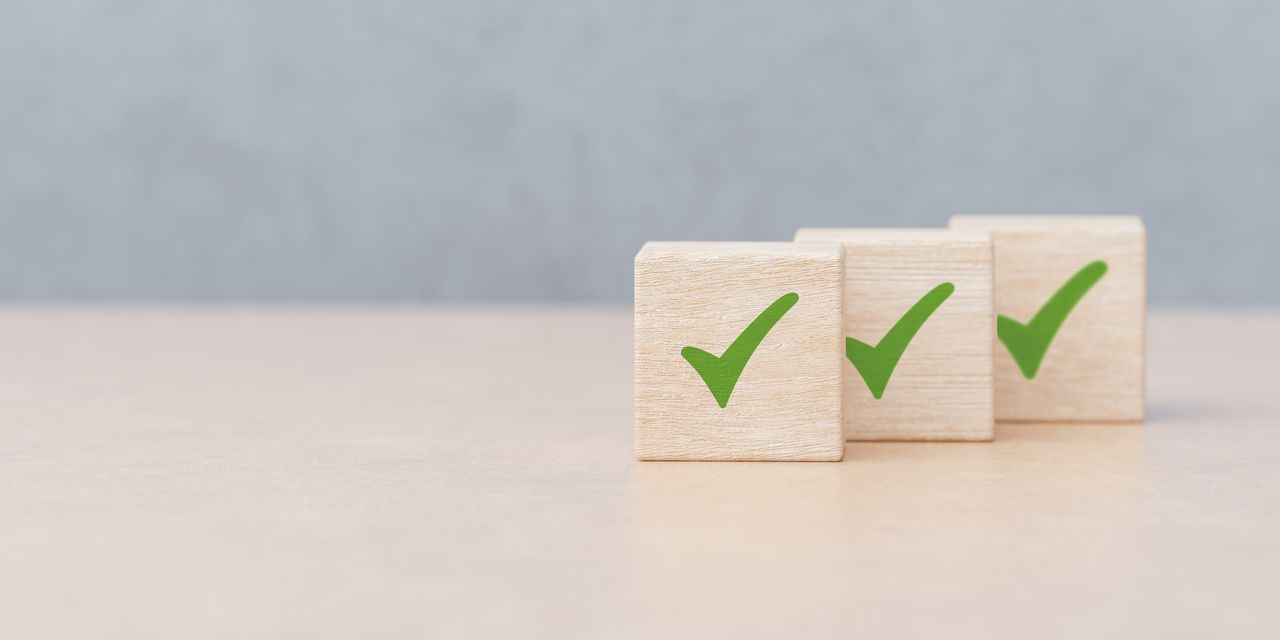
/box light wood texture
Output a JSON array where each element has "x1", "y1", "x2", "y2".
[
  {"x1": 949, "y1": 215, "x2": 1146, "y2": 421},
  {"x1": 0, "y1": 308, "x2": 1278, "y2": 638},
  {"x1": 795, "y1": 228, "x2": 994, "y2": 441},
  {"x1": 634, "y1": 242, "x2": 844, "y2": 460}
]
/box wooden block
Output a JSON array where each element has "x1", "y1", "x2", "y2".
[
  {"x1": 634, "y1": 242, "x2": 845, "y2": 461},
  {"x1": 948, "y1": 215, "x2": 1146, "y2": 422},
  {"x1": 794, "y1": 229, "x2": 994, "y2": 441}
]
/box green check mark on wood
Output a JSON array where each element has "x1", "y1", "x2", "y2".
[
  {"x1": 681, "y1": 292, "x2": 799, "y2": 408},
  {"x1": 846, "y1": 283, "x2": 955, "y2": 399},
  {"x1": 998, "y1": 260, "x2": 1108, "y2": 380}
]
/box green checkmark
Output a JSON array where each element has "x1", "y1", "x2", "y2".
[
  {"x1": 998, "y1": 260, "x2": 1108, "y2": 380},
  {"x1": 845, "y1": 283, "x2": 954, "y2": 400},
  {"x1": 681, "y1": 292, "x2": 799, "y2": 409}
]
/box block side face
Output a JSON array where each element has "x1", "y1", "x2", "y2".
[
  {"x1": 634, "y1": 249, "x2": 844, "y2": 460},
  {"x1": 984, "y1": 227, "x2": 1147, "y2": 421},
  {"x1": 837, "y1": 238, "x2": 995, "y2": 441}
]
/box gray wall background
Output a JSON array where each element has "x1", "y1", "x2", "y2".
[{"x1": 3, "y1": 1, "x2": 1278, "y2": 304}]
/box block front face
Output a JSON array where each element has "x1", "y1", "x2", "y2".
[
  {"x1": 795, "y1": 229, "x2": 994, "y2": 441},
  {"x1": 634, "y1": 242, "x2": 844, "y2": 461},
  {"x1": 949, "y1": 216, "x2": 1146, "y2": 422}
]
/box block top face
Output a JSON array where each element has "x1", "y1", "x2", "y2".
[
  {"x1": 636, "y1": 241, "x2": 842, "y2": 261},
  {"x1": 950, "y1": 215, "x2": 1144, "y2": 234},
  {"x1": 794, "y1": 228, "x2": 992, "y2": 248}
]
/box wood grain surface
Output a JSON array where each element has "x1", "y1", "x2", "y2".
[
  {"x1": 795, "y1": 228, "x2": 994, "y2": 441},
  {"x1": 950, "y1": 215, "x2": 1146, "y2": 421},
  {"x1": 634, "y1": 242, "x2": 844, "y2": 460}
]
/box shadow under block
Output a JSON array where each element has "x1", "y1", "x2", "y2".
[
  {"x1": 794, "y1": 229, "x2": 995, "y2": 441},
  {"x1": 948, "y1": 215, "x2": 1146, "y2": 422},
  {"x1": 634, "y1": 242, "x2": 845, "y2": 461}
]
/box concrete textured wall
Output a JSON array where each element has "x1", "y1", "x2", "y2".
[{"x1": 2, "y1": 1, "x2": 1278, "y2": 303}]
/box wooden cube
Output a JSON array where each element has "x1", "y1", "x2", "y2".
[
  {"x1": 794, "y1": 228, "x2": 995, "y2": 441},
  {"x1": 948, "y1": 215, "x2": 1146, "y2": 422},
  {"x1": 634, "y1": 242, "x2": 845, "y2": 461}
]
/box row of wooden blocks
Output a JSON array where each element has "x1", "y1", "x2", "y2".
[{"x1": 634, "y1": 215, "x2": 1146, "y2": 461}]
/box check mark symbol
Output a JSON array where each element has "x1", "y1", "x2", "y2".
[
  {"x1": 681, "y1": 292, "x2": 799, "y2": 409},
  {"x1": 998, "y1": 260, "x2": 1108, "y2": 379},
  {"x1": 846, "y1": 283, "x2": 955, "y2": 399}
]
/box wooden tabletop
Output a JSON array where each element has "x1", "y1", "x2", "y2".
[{"x1": 2, "y1": 308, "x2": 1277, "y2": 638}]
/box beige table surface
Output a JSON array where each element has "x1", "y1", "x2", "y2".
[{"x1": 2, "y1": 308, "x2": 1278, "y2": 639}]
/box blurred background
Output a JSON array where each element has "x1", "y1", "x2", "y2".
[{"x1": 2, "y1": 0, "x2": 1277, "y2": 304}]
